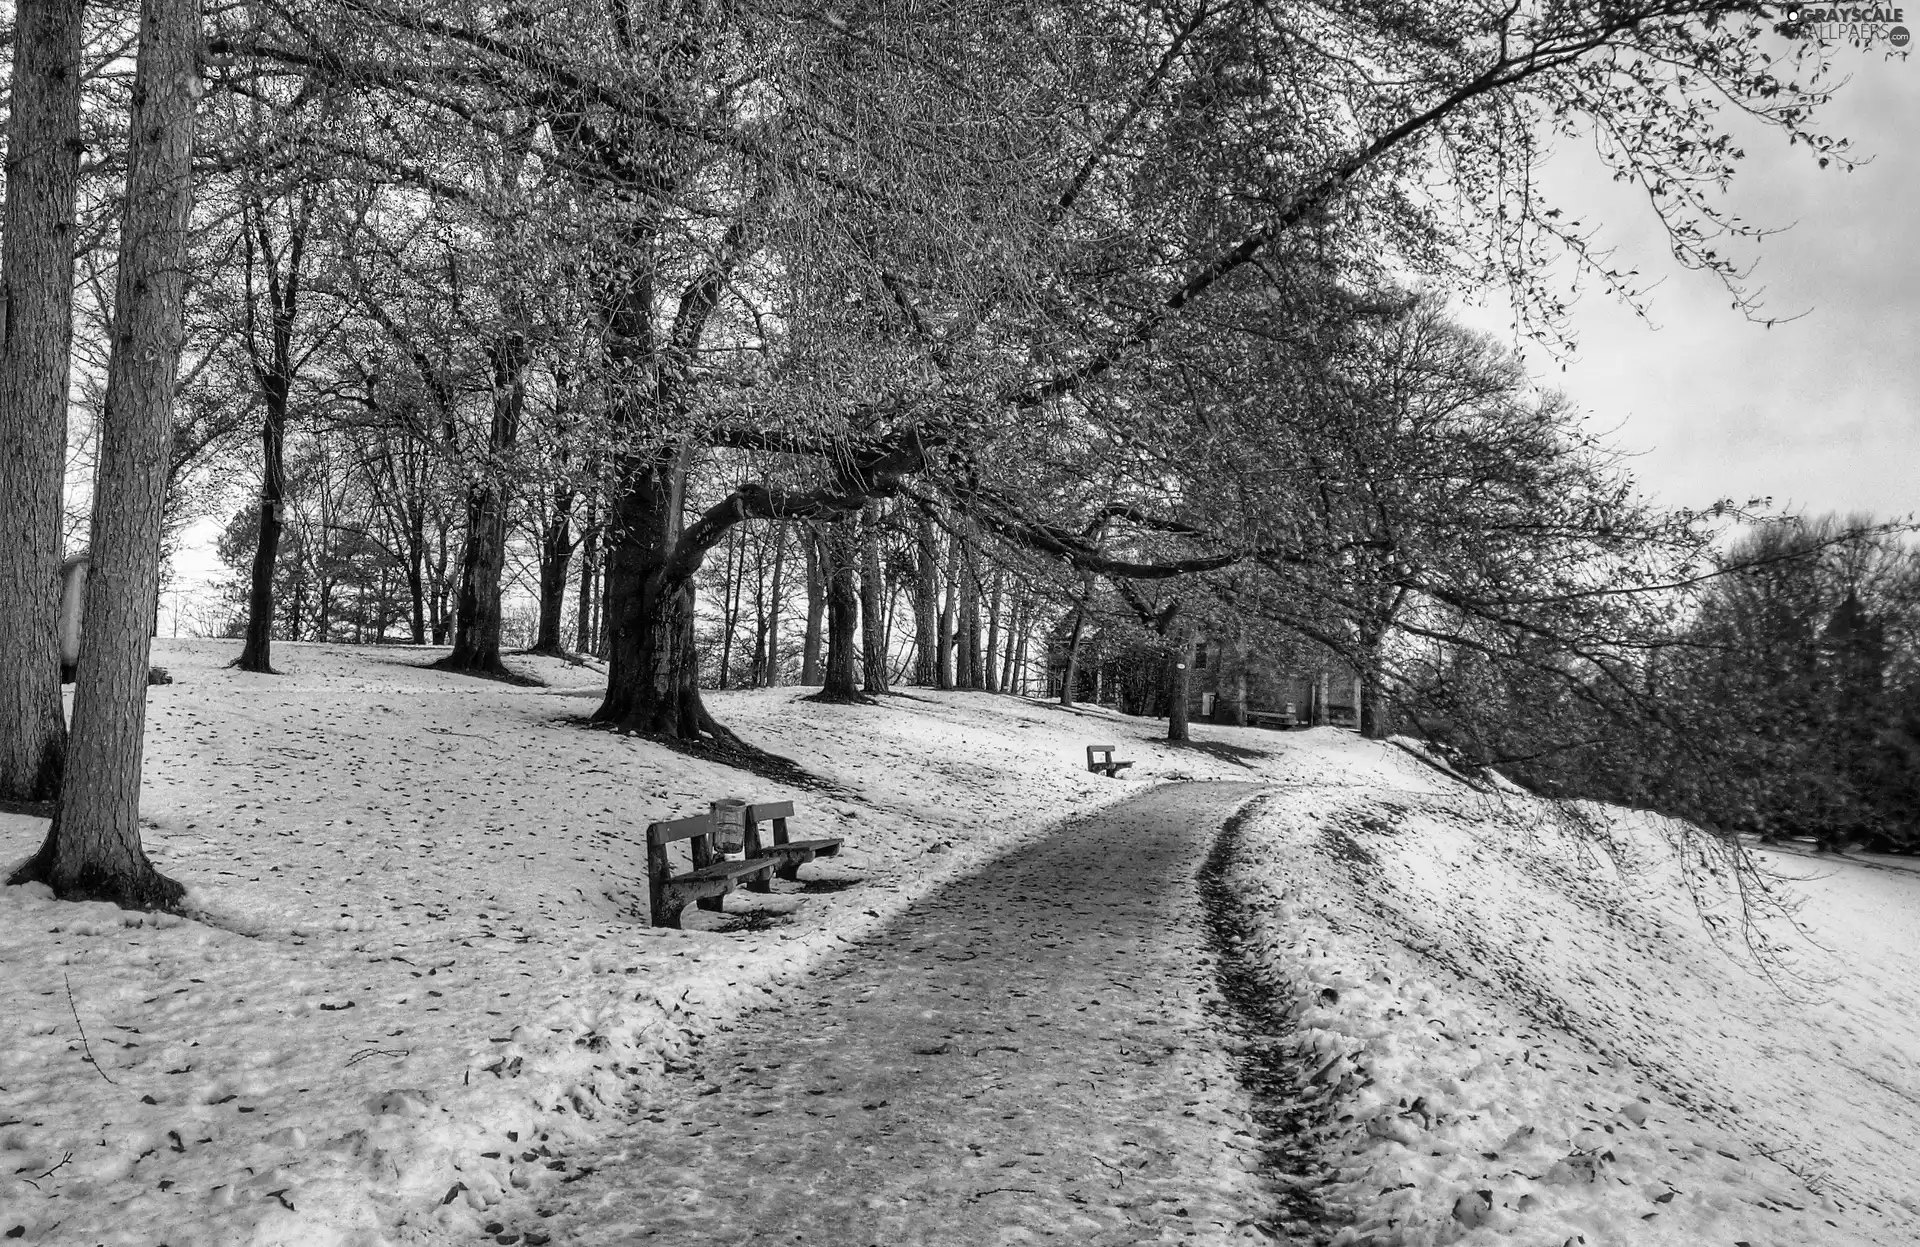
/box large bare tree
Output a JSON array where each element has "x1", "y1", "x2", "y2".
[{"x1": 10, "y1": 0, "x2": 201, "y2": 907}]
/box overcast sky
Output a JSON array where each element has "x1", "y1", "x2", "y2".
[{"x1": 1462, "y1": 42, "x2": 1919, "y2": 523}]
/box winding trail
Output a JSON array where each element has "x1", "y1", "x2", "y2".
[{"x1": 556, "y1": 781, "x2": 1312, "y2": 1247}]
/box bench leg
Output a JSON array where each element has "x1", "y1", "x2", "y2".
[
  {"x1": 697, "y1": 893, "x2": 725, "y2": 912},
  {"x1": 774, "y1": 859, "x2": 803, "y2": 883},
  {"x1": 652, "y1": 900, "x2": 683, "y2": 929},
  {"x1": 745, "y1": 866, "x2": 772, "y2": 894}
]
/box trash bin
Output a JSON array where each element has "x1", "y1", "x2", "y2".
[{"x1": 709, "y1": 798, "x2": 748, "y2": 854}]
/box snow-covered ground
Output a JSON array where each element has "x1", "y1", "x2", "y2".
[
  {"x1": 1227, "y1": 738, "x2": 1920, "y2": 1246},
  {"x1": 0, "y1": 640, "x2": 1261, "y2": 1247},
  {"x1": 3, "y1": 640, "x2": 1917, "y2": 1246}
]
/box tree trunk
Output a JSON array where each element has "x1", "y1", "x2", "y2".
[
  {"x1": 592, "y1": 551, "x2": 609, "y2": 656},
  {"x1": 234, "y1": 190, "x2": 311, "y2": 674},
  {"x1": 937, "y1": 527, "x2": 958, "y2": 690},
  {"x1": 316, "y1": 575, "x2": 334, "y2": 640},
  {"x1": 1225, "y1": 626, "x2": 1249, "y2": 725},
  {"x1": 913, "y1": 509, "x2": 940, "y2": 686},
  {"x1": 429, "y1": 519, "x2": 451, "y2": 645},
  {"x1": 8, "y1": 0, "x2": 196, "y2": 907},
  {"x1": 574, "y1": 510, "x2": 599, "y2": 655},
  {"x1": 405, "y1": 503, "x2": 427, "y2": 644},
  {"x1": 1012, "y1": 602, "x2": 1030, "y2": 696},
  {"x1": 957, "y1": 532, "x2": 981, "y2": 690},
  {"x1": 859, "y1": 500, "x2": 889, "y2": 695},
  {"x1": 750, "y1": 519, "x2": 787, "y2": 686},
  {"x1": 236, "y1": 421, "x2": 287, "y2": 670},
  {"x1": 801, "y1": 523, "x2": 825, "y2": 686},
  {"x1": 592, "y1": 445, "x2": 721, "y2": 739},
  {"x1": 0, "y1": 0, "x2": 85, "y2": 802},
  {"x1": 983, "y1": 566, "x2": 1004, "y2": 694},
  {"x1": 1168, "y1": 624, "x2": 1194, "y2": 742},
  {"x1": 819, "y1": 513, "x2": 862, "y2": 701},
  {"x1": 443, "y1": 328, "x2": 526, "y2": 674},
  {"x1": 530, "y1": 486, "x2": 575, "y2": 655},
  {"x1": 717, "y1": 529, "x2": 740, "y2": 687},
  {"x1": 999, "y1": 590, "x2": 1022, "y2": 695},
  {"x1": 765, "y1": 521, "x2": 786, "y2": 685},
  {"x1": 1060, "y1": 601, "x2": 1088, "y2": 707},
  {"x1": 1358, "y1": 632, "x2": 1390, "y2": 739}
]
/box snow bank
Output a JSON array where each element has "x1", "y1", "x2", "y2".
[{"x1": 1225, "y1": 735, "x2": 1920, "y2": 1246}]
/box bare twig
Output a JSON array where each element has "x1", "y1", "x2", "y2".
[
  {"x1": 66, "y1": 975, "x2": 117, "y2": 1085},
  {"x1": 345, "y1": 1048, "x2": 411, "y2": 1067},
  {"x1": 25, "y1": 1151, "x2": 75, "y2": 1187}
]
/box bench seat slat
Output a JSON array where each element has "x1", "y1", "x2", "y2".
[
  {"x1": 674, "y1": 858, "x2": 774, "y2": 884},
  {"x1": 751, "y1": 836, "x2": 842, "y2": 858}
]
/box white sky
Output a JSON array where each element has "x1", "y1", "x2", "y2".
[{"x1": 1466, "y1": 42, "x2": 1919, "y2": 522}]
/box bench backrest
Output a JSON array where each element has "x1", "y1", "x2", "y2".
[
  {"x1": 1087, "y1": 745, "x2": 1116, "y2": 763},
  {"x1": 746, "y1": 800, "x2": 795, "y2": 822},
  {"x1": 647, "y1": 813, "x2": 713, "y2": 846}
]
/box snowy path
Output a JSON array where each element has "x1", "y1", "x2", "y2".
[{"x1": 551, "y1": 781, "x2": 1292, "y2": 1247}]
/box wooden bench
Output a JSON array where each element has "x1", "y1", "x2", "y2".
[
  {"x1": 740, "y1": 800, "x2": 844, "y2": 891},
  {"x1": 646, "y1": 812, "x2": 774, "y2": 928},
  {"x1": 1086, "y1": 744, "x2": 1135, "y2": 778}
]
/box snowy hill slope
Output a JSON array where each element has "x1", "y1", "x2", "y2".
[
  {"x1": 3, "y1": 640, "x2": 1917, "y2": 1246},
  {"x1": 1227, "y1": 737, "x2": 1920, "y2": 1246}
]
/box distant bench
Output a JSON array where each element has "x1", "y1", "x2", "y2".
[
  {"x1": 1086, "y1": 744, "x2": 1134, "y2": 778},
  {"x1": 645, "y1": 801, "x2": 845, "y2": 928}
]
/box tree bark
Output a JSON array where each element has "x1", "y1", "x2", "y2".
[
  {"x1": 983, "y1": 566, "x2": 1004, "y2": 694},
  {"x1": 1358, "y1": 631, "x2": 1391, "y2": 739},
  {"x1": 750, "y1": 518, "x2": 786, "y2": 687},
  {"x1": 235, "y1": 191, "x2": 311, "y2": 674},
  {"x1": 999, "y1": 589, "x2": 1022, "y2": 695},
  {"x1": 429, "y1": 517, "x2": 451, "y2": 645},
  {"x1": 937, "y1": 527, "x2": 958, "y2": 690},
  {"x1": 574, "y1": 507, "x2": 599, "y2": 655},
  {"x1": 443, "y1": 326, "x2": 526, "y2": 674},
  {"x1": 1168, "y1": 623, "x2": 1194, "y2": 742},
  {"x1": 764, "y1": 520, "x2": 787, "y2": 685},
  {"x1": 819, "y1": 513, "x2": 861, "y2": 700},
  {"x1": 801, "y1": 523, "x2": 825, "y2": 686},
  {"x1": 9, "y1": 0, "x2": 196, "y2": 907},
  {"x1": 913, "y1": 508, "x2": 940, "y2": 686},
  {"x1": 594, "y1": 445, "x2": 711, "y2": 736},
  {"x1": 405, "y1": 503, "x2": 428, "y2": 644},
  {"x1": 1012, "y1": 599, "x2": 1030, "y2": 696},
  {"x1": 957, "y1": 530, "x2": 981, "y2": 689},
  {"x1": 530, "y1": 484, "x2": 576, "y2": 655},
  {"x1": 0, "y1": 0, "x2": 85, "y2": 802},
  {"x1": 859, "y1": 500, "x2": 889, "y2": 694},
  {"x1": 1060, "y1": 602, "x2": 1088, "y2": 707}
]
